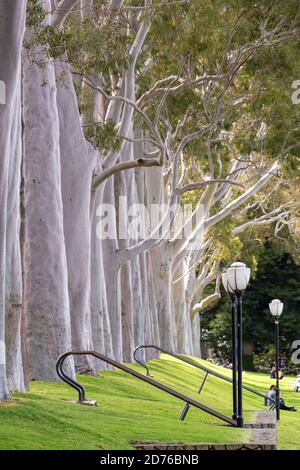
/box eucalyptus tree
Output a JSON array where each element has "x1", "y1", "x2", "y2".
[
  {"x1": 1, "y1": 0, "x2": 300, "y2": 401},
  {"x1": 0, "y1": 0, "x2": 27, "y2": 399},
  {"x1": 21, "y1": 0, "x2": 300, "y2": 371}
]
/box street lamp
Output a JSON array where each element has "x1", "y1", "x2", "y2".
[
  {"x1": 269, "y1": 299, "x2": 284, "y2": 422},
  {"x1": 222, "y1": 262, "x2": 251, "y2": 428}
]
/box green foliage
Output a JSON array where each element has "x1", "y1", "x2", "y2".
[
  {"x1": 211, "y1": 217, "x2": 244, "y2": 266},
  {"x1": 243, "y1": 354, "x2": 255, "y2": 372},
  {"x1": 84, "y1": 120, "x2": 122, "y2": 153},
  {"x1": 26, "y1": 4, "x2": 129, "y2": 78},
  {"x1": 26, "y1": 0, "x2": 46, "y2": 28},
  {"x1": 25, "y1": 0, "x2": 300, "y2": 182},
  {"x1": 253, "y1": 345, "x2": 276, "y2": 370},
  {"x1": 202, "y1": 241, "x2": 300, "y2": 361}
]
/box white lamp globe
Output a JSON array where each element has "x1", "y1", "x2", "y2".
[
  {"x1": 222, "y1": 272, "x2": 234, "y2": 294},
  {"x1": 269, "y1": 299, "x2": 284, "y2": 318},
  {"x1": 222, "y1": 262, "x2": 251, "y2": 294}
]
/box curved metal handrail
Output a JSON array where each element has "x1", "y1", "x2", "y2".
[
  {"x1": 56, "y1": 350, "x2": 237, "y2": 427},
  {"x1": 133, "y1": 344, "x2": 275, "y2": 404},
  {"x1": 56, "y1": 355, "x2": 86, "y2": 402}
]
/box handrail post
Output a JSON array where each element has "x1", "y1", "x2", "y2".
[
  {"x1": 133, "y1": 346, "x2": 152, "y2": 377},
  {"x1": 179, "y1": 371, "x2": 209, "y2": 421},
  {"x1": 198, "y1": 371, "x2": 209, "y2": 395},
  {"x1": 56, "y1": 356, "x2": 86, "y2": 403}
]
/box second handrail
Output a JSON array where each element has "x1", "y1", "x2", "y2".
[{"x1": 133, "y1": 344, "x2": 275, "y2": 404}]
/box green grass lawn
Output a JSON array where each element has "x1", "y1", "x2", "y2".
[{"x1": 0, "y1": 355, "x2": 299, "y2": 450}]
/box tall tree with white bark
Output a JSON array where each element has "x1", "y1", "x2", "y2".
[{"x1": 0, "y1": 0, "x2": 300, "y2": 400}]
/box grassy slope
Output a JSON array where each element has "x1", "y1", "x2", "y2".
[{"x1": 0, "y1": 355, "x2": 299, "y2": 450}]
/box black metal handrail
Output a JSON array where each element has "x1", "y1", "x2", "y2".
[
  {"x1": 133, "y1": 344, "x2": 275, "y2": 405},
  {"x1": 56, "y1": 350, "x2": 237, "y2": 427}
]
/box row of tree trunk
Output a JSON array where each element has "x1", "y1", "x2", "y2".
[{"x1": 0, "y1": 0, "x2": 285, "y2": 399}]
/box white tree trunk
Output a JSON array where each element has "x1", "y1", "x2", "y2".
[
  {"x1": 55, "y1": 60, "x2": 96, "y2": 374},
  {"x1": 150, "y1": 246, "x2": 176, "y2": 351},
  {"x1": 0, "y1": 0, "x2": 26, "y2": 399},
  {"x1": 5, "y1": 81, "x2": 25, "y2": 392},
  {"x1": 147, "y1": 252, "x2": 160, "y2": 351},
  {"x1": 121, "y1": 261, "x2": 135, "y2": 362},
  {"x1": 23, "y1": 21, "x2": 74, "y2": 380},
  {"x1": 102, "y1": 177, "x2": 123, "y2": 361},
  {"x1": 90, "y1": 186, "x2": 114, "y2": 369},
  {"x1": 191, "y1": 313, "x2": 201, "y2": 357},
  {"x1": 172, "y1": 265, "x2": 193, "y2": 355}
]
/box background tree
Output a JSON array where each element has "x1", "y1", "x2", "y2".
[{"x1": 202, "y1": 240, "x2": 300, "y2": 368}]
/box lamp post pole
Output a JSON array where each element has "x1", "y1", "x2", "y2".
[
  {"x1": 269, "y1": 299, "x2": 284, "y2": 422},
  {"x1": 231, "y1": 294, "x2": 238, "y2": 421},
  {"x1": 236, "y1": 292, "x2": 244, "y2": 428},
  {"x1": 222, "y1": 262, "x2": 250, "y2": 428},
  {"x1": 275, "y1": 317, "x2": 280, "y2": 421}
]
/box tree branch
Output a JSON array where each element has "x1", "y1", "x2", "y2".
[
  {"x1": 205, "y1": 163, "x2": 279, "y2": 229},
  {"x1": 191, "y1": 291, "x2": 221, "y2": 315},
  {"x1": 92, "y1": 157, "x2": 161, "y2": 192},
  {"x1": 178, "y1": 179, "x2": 244, "y2": 195},
  {"x1": 192, "y1": 275, "x2": 221, "y2": 316},
  {"x1": 52, "y1": 0, "x2": 80, "y2": 28},
  {"x1": 232, "y1": 209, "x2": 291, "y2": 234}
]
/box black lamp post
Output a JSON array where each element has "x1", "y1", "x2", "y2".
[
  {"x1": 230, "y1": 293, "x2": 238, "y2": 421},
  {"x1": 222, "y1": 262, "x2": 251, "y2": 428},
  {"x1": 269, "y1": 299, "x2": 284, "y2": 422}
]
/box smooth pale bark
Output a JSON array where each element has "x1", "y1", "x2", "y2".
[
  {"x1": 87, "y1": 73, "x2": 115, "y2": 367},
  {"x1": 122, "y1": 158, "x2": 145, "y2": 359},
  {"x1": 55, "y1": 60, "x2": 97, "y2": 374},
  {"x1": 23, "y1": 18, "x2": 74, "y2": 379},
  {"x1": 90, "y1": 186, "x2": 114, "y2": 369},
  {"x1": 135, "y1": 162, "x2": 152, "y2": 356},
  {"x1": 113, "y1": 169, "x2": 135, "y2": 362},
  {"x1": 142, "y1": 167, "x2": 166, "y2": 354},
  {"x1": 146, "y1": 252, "x2": 160, "y2": 354},
  {"x1": 52, "y1": 0, "x2": 80, "y2": 27},
  {"x1": 140, "y1": 252, "x2": 159, "y2": 361},
  {"x1": 139, "y1": 254, "x2": 150, "y2": 347},
  {"x1": 121, "y1": 262, "x2": 134, "y2": 362},
  {"x1": 102, "y1": 177, "x2": 123, "y2": 362},
  {"x1": 129, "y1": 201, "x2": 147, "y2": 354},
  {"x1": 172, "y1": 262, "x2": 194, "y2": 355},
  {"x1": 191, "y1": 313, "x2": 201, "y2": 358},
  {"x1": 20, "y1": 155, "x2": 29, "y2": 389},
  {"x1": 131, "y1": 255, "x2": 145, "y2": 349},
  {"x1": 150, "y1": 246, "x2": 176, "y2": 351},
  {"x1": 0, "y1": 0, "x2": 26, "y2": 399},
  {"x1": 5, "y1": 82, "x2": 25, "y2": 391}
]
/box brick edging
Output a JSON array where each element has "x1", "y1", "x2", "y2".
[{"x1": 131, "y1": 410, "x2": 278, "y2": 451}]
